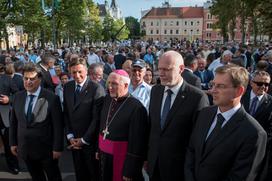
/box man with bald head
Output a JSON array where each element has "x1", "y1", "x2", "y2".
[{"x1": 147, "y1": 51, "x2": 209, "y2": 181}]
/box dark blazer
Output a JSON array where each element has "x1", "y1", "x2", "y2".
[
  {"x1": 114, "y1": 53, "x2": 126, "y2": 69},
  {"x1": 194, "y1": 70, "x2": 214, "y2": 90},
  {"x1": 37, "y1": 63, "x2": 55, "y2": 92},
  {"x1": 9, "y1": 88, "x2": 64, "y2": 160},
  {"x1": 241, "y1": 90, "x2": 272, "y2": 180},
  {"x1": 181, "y1": 69, "x2": 202, "y2": 89},
  {"x1": 63, "y1": 78, "x2": 105, "y2": 145},
  {"x1": 0, "y1": 74, "x2": 18, "y2": 128},
  {"x1": 148, "y1": 81, "x2": 209, "y2": 180},
  {"x1": 12, "y1": 73, "x2": 24, "y2": 91},
  {"x1": 103, "y1": 63, "x2": 113, "y2": 76},
  {"x1": 184, "y1": 106, "x2": 267, "y2": 181}
]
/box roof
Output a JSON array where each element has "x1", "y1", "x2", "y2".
[{"x1": 142, "y1": 7, "x2": 203, "y2": 19}]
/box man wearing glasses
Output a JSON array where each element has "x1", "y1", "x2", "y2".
[
  {"x1": 185, "y1": 65, "x2": 267, "y2": 181},
  {"x1": 9, "y1": 62, "x2": 64, "y2": 181},
  {"x1": 241, "y1": 70, "x2": 272, "y2": 180}
]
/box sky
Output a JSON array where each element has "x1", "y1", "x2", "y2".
[{"x1": 94, "y1": 0, "x2": 207, "y2": 19}]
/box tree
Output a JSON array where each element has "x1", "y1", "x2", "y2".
[
  {"x1": 113, "y1": 19, "x2": 129, "y2": 41},
  {"x1": 210, "y1": 0, "x2": 236, "y2": 43},
  {"x1": 84, "y1": 0, "x2": 103, "y2": 43},
  {"x1": 102, "y1": 13, "x2": 115, "y2": 42},
  {"x1": 125, "y1": 16, "x2": 140, "y2": 39}
]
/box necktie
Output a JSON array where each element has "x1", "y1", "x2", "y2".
[
  {"x1": 74, "y1": 85, "x2": 81, "y2": 104},
  {"x1": 249, "y1": 96, "x2": 258, "y2": 115},
  {"x1": 26, "y1": 95, "x2": 35, "y2": 122},
  {"x1": 204, "y1": 113, "x2": 225, "y2": 151},
  {"x1": 161, "y1": 89, "x2": 173, "y2": 128}
]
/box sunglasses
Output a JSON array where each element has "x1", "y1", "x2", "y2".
[{"x1": 252, "y1": 81, "x2": 270, "y2": 87}]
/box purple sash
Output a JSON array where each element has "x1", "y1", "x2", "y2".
[{"x1": 99, "y1": 134, "x2": 128, "y2": 181}]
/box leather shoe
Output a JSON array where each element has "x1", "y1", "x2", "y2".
[{"x1": 8, "y1": 167, "x2": 19, "y2": 175}]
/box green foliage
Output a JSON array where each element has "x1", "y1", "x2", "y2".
[{"x1": 125, "y1": 16, "x2": 140, "y2": 39}]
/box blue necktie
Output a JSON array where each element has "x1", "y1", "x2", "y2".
[
  {"x1": 161, "y1": 89, "x2": 173, "y2": 128},
  {"x1": 26, "y1": 95, "x2": 35, "y2": 122},
  {"x1": 74, "y1": 85, "x2": 81, "y2": 104},
  {"x1": 249, "y1": 96, "x2": 258, "y2": 115}
]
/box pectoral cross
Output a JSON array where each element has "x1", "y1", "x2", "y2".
[{"x1": 102, "y1": 127, "x2": 109, "y2": 140}]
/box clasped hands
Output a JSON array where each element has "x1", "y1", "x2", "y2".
[{"x1": 69, "y1": 138, "x2": 84, "y2": 149}]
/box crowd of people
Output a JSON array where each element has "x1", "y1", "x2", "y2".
[{"x1": 0, "y1": 40, "x2": 272, "y2": 181}]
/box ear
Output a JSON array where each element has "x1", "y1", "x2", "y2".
[
  {"x1": 124, "y1": 83, "x2": 129, "y2": 89},
  {"x1": 179, "y1": 64, "x2": 185, "y2": 74},
  {"x1": 236, "y1": 85, "x2": 245, "y2": 97}
]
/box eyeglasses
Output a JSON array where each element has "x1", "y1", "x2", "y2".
[
  {"x1": 252, "y1": 81, "x2": 270, "y2": 87},
  {"x1": 209, "y1": 82, "x2": 235, "y2": 90},
  {"x1": 23, "y1": 75, "x2": 38, "y2": 82}
]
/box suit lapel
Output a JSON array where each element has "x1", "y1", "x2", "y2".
[
  {"x1": 201, "y1": 107, "x2": 245, "y2": 160},
  {"x1": 161, "y1": 82, "x2": 187, "y2": 132},
  {"x1": 73, "y1": 79, "x2": 90, "y2": 110},
  {"x1": 199, "y1": 107, "x2": 217, "y2": 156},
  {"x1": 242, "y1": 91, "x2": 250, "y2": 112},
  {"x1": 20, "y1": 91, "x2": 28, "y2": 123},
  {"x1": 254, "y1": 94, "x2": 269, "y2": 117},
  {"x1": 155, "y1": 86, "x2": 164, "y2": 129}
]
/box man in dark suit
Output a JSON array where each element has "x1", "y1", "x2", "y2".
[
  {"x1": 0, "y1": 70, "x2": 19, "y2": 174},
  {"x1": 9, "y1": 62, "x2": 64, "y2": 181},
  {"x1": 147, "y1": 51, "x2": 209, "y2": 181},
  {"x1": 114, "y1": 47, "x2": 126, "y2": 69},
  {"x1": 37, "y1": 55, "x2": 55, "y2": 92},
  {"x1": 63, "y1": 57, "x2": 105, "y2": 181},
  {"x1": 194, "y1": 57, "x2": 214, "y2": 90},
  {"x1": 103, "y1": 54, "x2": 115, "y2": 76},
  {"x1": 12, "y1": 61, "x2": 25, "y2": 91},
  {"x1": 181, "y1": 53, "x2": 202, "y2": 89},
  {"x1": 241, "y1": 70, "x2": 272, "y2": 181},
  {"x1": 185, "y1": 65, "x2": 267, "y2": 181}
]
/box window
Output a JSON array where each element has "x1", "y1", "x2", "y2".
[
  {"x1": 197, "y1": 21, "x2": 200, "y2": 26},
  {"x1": 196, "y1": 29, "x2": 199, "y2": 34},
  {"x1": 150, "y1": 29, "x2": 153, "y2": 34},
  {"x1": 208, "y1": 13, "x2": 211, "y2": 19},
  {"x1": 143, "y1": 21, "x2": 146, "y2": 27},
  {"x1": 164, "y1": 21, "x2": 167, "y2": 26},
  {"x1": 156, "y1": 30, "x2": 159, "y2": 34},
  {"x1": 157, "y1": 21, "x2": 159, "y2": 26},
  {"x1": 170, "y1": 30, "x2": 173, "y2": 34},
  {"x1": 184, "y1": 29, "x2": 187, "y2": 35},
  {"x1": 207, "y1": 23, "x2": 212, "y2": 29},
  {"x1": 176, "y1": 29, "x2": 179, "y2": 34},
  {"x1": 170, "y1": 21, "x2": 173, "y2": 26},
  {"x1": 206, "y1": 33, "x2": 211, "y2": 38},
  {"x1": 185, "y1": 21, "x2": 187, "y2": 26},
  {"x1": 191, "y1": 21, "x2": 194, "y2": 26},
  {"x1": 151, "y1": 21, "x2": 153, "y2": 26},
  {"x1": 164, "y1": 30, "x2": 167, "y2": 34},
  {"x1": 176, "y1": 21, "x2": 179, "y2": 26}
]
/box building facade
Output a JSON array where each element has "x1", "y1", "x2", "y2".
[{"x1": 141, "y1": 1, "x2": 251, "y2": 42}]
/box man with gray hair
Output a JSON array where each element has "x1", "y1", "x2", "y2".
[
  {"x1": 148, "y1": 50, "x2": 209, "y2": 181},
  {"x1": 208, "y1": 50, "x2": 233, "y2": 75},
  {"x1": 88, "y1": 63, "x2": 106, "y2": 89},
  {"x1": 97, "y1": 70, "x2": 148, "y2": 181}
]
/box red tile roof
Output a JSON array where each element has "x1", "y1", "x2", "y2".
[{"x1": 142, "y1": 7, "x2": 203, "y2": 19}]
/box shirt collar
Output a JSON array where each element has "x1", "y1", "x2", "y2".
[
  {"x1": 75, "y1": 76, "x2": 88, "y2": 88},
  {"x1": 27, "y1": 86, "x2": 41, "y2": 97},
  {"x1": 184, "y1": 68, "x2": 193, "y2": 73},
  {"x1": 216, "y1": 103, "x2": 241, "y2": 122},
  {"x1": 164, "y1": 79, "x2": 183, "y2": 96},
  {"x1": 250, "y1": 90, "x2": 264, "y2": 102},
  {"x1": 39, "y1": 63, "x2": 48, "y2": 71}
]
